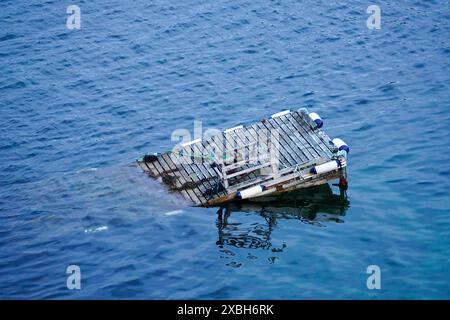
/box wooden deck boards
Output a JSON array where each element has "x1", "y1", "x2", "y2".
[{"x1": 137, "y1": 109, "x2": 344, "y2": 206}]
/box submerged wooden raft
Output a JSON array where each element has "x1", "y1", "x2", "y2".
[{"x1": 137, "y1": 108, "x2": 349, "y2": 206}]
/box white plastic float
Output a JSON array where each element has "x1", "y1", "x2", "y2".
[
  {"x1": 310, "y1": 160, "x2": 341, "y2": 175},
  {"x1": 332, "y1": 138, "x2": 350, "y2": 153},
  {"x1": 308, "y1": 112, "x2": 323, "y2": 128},
  {"x1": 236, "y1": 185, "x2": 266, "y2": 199}
]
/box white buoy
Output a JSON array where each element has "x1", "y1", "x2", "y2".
[
  {"x1": 308, "y1": 112, "x2": 323, "y2": 128},
  {"x1": 332, "y1": 138, "x2": 350, "y2": 153},
  {"x1": 236, "y1": 185, "x2": 265, "y2": 199},
  {"x1": 310, "y1": 160, "x2": 340, "y2": 175},
  {"x1": 270, "y1": 110, "x2": 291, "y2": 118}
]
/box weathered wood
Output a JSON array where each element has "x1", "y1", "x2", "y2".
[
  {"x1": 206, "y1": 134, "x2": 231, "y2": 189},
  {"x1": 137, "y1": 109, "x2": 347, "y2": 206},
  {"x1": 189, "y1": 142, "x2": 216, "y2": 188},
  {"x1": 165, "y1": 152, "x2": 205, "y2": 205},
  {"x1": 270, "y1": 115, "x2": 308, "y2": 164},
  {"x1": 141, "y1": 158, "x2": 159, "y2": 178},
  {"x1": 222, "y1": 152, "x2": 271, "y2": 172},
  {"x1": 296, "y1": 110, "x2": 336, "y2": 154},
  {"x1": 259, "y1": 118, "x2": 297, "y2": 167},
  {"x1": 160, "y1": 152, "x2": 201, "y2": 205},
  {"x1": 198, "y1": 139, "x2": 228, "y2": 198},
  {"x1": 175, "y1": 145, "x2": 211, "y2": 204},
  {"x1": 250, "y1": 121, "x2": 289, "y2": 169},
  {"x1": 206, "y1": 169, "x2": 344, "y2": 206},
  {"x1": 156, "y1": 155, "x2": 194, "y2": 202},
  {"x1": 225, "y1": 127, "x2": 259, "y2": 182},
  {"x1": 289, "y1": 112, "x2": 328, "y2": 158},
  {"x1": 226, "y1": 162, "x2": 273, "y2": 179},
  {"x1": 279, "y1": 113, "x2": 317, "y2": 160}
]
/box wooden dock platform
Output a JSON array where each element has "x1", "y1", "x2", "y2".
[{"x1": 137, "y1": 108, "x2": 349, "y2": 206}]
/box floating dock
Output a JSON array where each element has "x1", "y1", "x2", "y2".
[{"x1": 137, "y1": 108, "x2": 349, "y2": 206}]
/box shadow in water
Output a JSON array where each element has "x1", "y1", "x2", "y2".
[{"x1": 215, "y1": 184, "x2": 350, "y2": 251}]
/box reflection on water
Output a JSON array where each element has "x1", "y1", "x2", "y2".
[{"x1": 215, "y1": 184, "x2": 350, "y2": 253}]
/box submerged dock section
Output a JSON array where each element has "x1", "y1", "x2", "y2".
[{"x1": 137, "y1": 108, "x2": 349, "y2": 206}]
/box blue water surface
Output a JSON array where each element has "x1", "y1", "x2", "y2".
[{"x1": 0, "y1": 0, "x2": 449, "y2": 299}]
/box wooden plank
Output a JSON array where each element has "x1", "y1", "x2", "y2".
[
  {"x1": 198, "y1": 141, "x2": 226, "y2": 198},
  {"x1": 225, "y1": 155, "x2": 326, "y2": 194},
  {"x1": 226, "y1": 174, "x2": 274, "y2": 193},
  {"x1": 290, "y1": 111, "x2": 331, "y2": 157},
  {"x1": 207, "y1": 133, "x2": 225, "y2": 164},
  {"x1": 270, "y1": 115, "x2": 309, "y2": 165},
  {"x1": 249, "y1": 121, "x2": 289, "y2": 170},
  {"x1": 148, "y1": 157, "x2": 166, "y2": 183},
  {"x1": 263, "y1": 119, "x2": 298, "y2": 166},
  {"x1": 208, "y1": 133, "x2": 231, "y2": 189},
  {"x1": 187, "y1": 141, "x2": 224, "y2": 198},
  {"x1": 223, "y1": 131, "x2": 237, "y2": 166},
  {"x1": 205, "y1": 134, "x2": 231, "y2": 189},
  {"x1": 227, "y1": 127, "x2": 260, "y2": 181},
  {"x1": 201, "y1": 138, "x2": 223, "y2": 168},
  {"x1": 159, "y1": 152, "x2": 200, "y2": 205},
  {"x1": 283, "y1": 112, "x2": 322, "y2": 159},
  {"x1": 277, "y1": 113, "x2": 317, "y2": 161},
  {"x1": 279, "y1": 169, "x2": 343, "y2": 192},
  {"x1": 137, "y1": 160, "x2": 151, "y2": 174},
  {"x1": 295, "y1": 111, "x2": 336, "y2": 155},
  {"x1": 197, "y1": 139, "x2": 228, "y2": 198},
  {"x1": 222, "y1": 151, "x2": 270, "y2": 172},
  {"x1": 221, "y1": 130, "x2": 255, "y2": 186},
  {"x1": 226, "y1": 162, "x2": 273, "y2": 179},
  {"x1": 263, "y1": 158, "x2": 340, "y2": 189},
  {"x1": 189, "y1": 141, "x2": 226, "y2": 199},
  {"x1": 174, "y1": 145, "x2": 211, "y2": 204},
  {"x1": 226, "y1": 156, "x2": 330, "y2": 195},
  {"x1": 258, "y1": 118, "x2": 297, "y2": 168},
  {"x1": 231, "y1": 128, "x2": 267, "y2": 169},
  {"x1": 286, "y1": 111, "x2": 324, "y2": 157},
  {"x1": 244, "y1": 125, "x2": 276, "y2": 172},
  {"x1": 164, "y1": 151, "x2": 205, "y2": 205},
  {"x1": 150, "y1": 155, "x2": 203, "y2": 204},
  {"x1": 155, "y1": 153, "x2": 172, "y2": 173},
  {"x1": 157, "y1": 156, "x2": 195, "y2": 204},
  {"x1": 141, "y1": 158, "x2": 160, "y2": 178}
]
